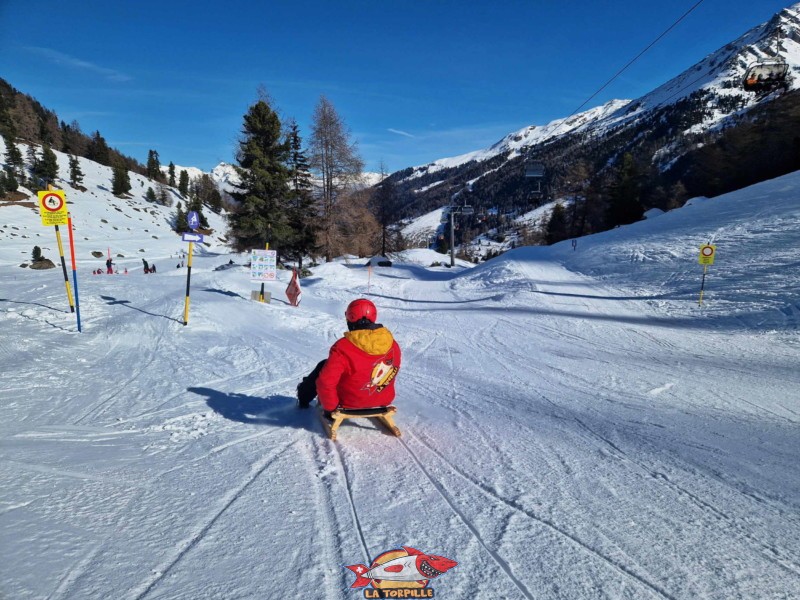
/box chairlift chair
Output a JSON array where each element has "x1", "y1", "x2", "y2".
[
  {"x1": 525, "y1": 159, "x2": 546, "y2": 197},
  {"x1": 525, "y1": 160, "x2": 545, "y2": 179},
  {"x1": 743, "y1": 58, "x2": 789, "y2": 93}
]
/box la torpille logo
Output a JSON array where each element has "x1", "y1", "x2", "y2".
[{"x1": 346, "y1": 546, "x2": 457, "y2": 598}]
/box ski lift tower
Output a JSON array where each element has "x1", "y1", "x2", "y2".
[{"x1": 448, "y1": 195, "x2": 474, "y2": 267}]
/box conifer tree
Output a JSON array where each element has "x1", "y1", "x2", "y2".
[
  {"x1": 112, "y1": 164, "x2": 131, "y2": 195},
  {"x1": 178, "y1": 169, "x2": 189, "y2": 196},
  {"x1": 3, "y1": 136, "x2": 24, "y2": 182},
  {"x1": 284, "y1": 120, "x2": 318, "y2": 270},
  {"x1": 87, "y1": 131, "x2": 111, "y2": 166},
  {"x1": 227, "y1": 96, "x2": 291, "y2": 253},
  {"x1": 145, "y1": 186, "x2": 157, "y2": 202},
  {"x1": 174, "y1": 201, "x2": 188, "y2": 232},
  {"x1": 30, "y1": 145, "x2": 59, "y2": 187},
  {"x1": 146, "y1": 149, "x2": 162, "y2": 180},
  {"x1": 157, "y1": 184, "x2": 171, "y2": 207},
  {"x1": 26, "y1": 145, "x2": 38, "y2": 184},
  {"x1": 168, "y1": 161, "x2": 176, "y2": 187},
  {"x1": 545, "y1": 203, "x2": 569, "y2": 245},
  {"x1": 68, "y1": 154, "x2": 84, "y2": 187},
  {"x1": 606, "y1": 152, "x2": 643, "y2": 227}
]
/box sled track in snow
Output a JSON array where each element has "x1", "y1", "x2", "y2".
[
  {"x1": 567, "y1": 415, "x2": 800, "y2": 578},
  {"x1": 131, "y1": 438, "x2": 300, "y2": 600},
  {"x1": 330, "y1": 439, "x2": 371, "y2": 564},
  {"x1": 395, "y1": 435, "x2": 537, "y2": 600},
  {"x1": 72, "y1": 329, "x2": 165, "y2": 426},
  {"x1": 403, "y1": 430, "x2": 680, "y2": 600}
]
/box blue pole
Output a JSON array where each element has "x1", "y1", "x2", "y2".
[{"x1": 71, "y1": 268, "x2": 82, "y2": 332}]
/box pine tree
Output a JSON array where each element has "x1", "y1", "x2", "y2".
[
  {"x1": 545, "y1": 203, "x2": 569, "y2": 245},
  {"x1": 174, "y1": 201, "x2": 188, "y2": 232},
  {"x1": 31, "y1": 145, "x2": 62, "y2": 188},
  {"x1": 3, "y1": 136, "x2": 24, "y2": 182},
  {"x1": 26, "y1": 145, "x2": 38, "y2": 185},
  {"x1": 112, "y1": 164, "x2": 131, "y2": 195},
  {"x1": 68, "y1": 154, "x2": 84, "y2": 187},
  {"x1": 178, "y1": 169, "x2": 189, "y2": 196},
  {"x1": 606, "y1": 152, "x2": 643, "y2": 227},
  {"x1": 145, "y1": 186, "x2": 157, "y2": 202},
  {"x1": 87, "y1": 131, "x2": 111, "y2": 166},
  {"x1": 227, "y1": 96, "x2": 291, "y2": 253},
  {"x1": 157, "y1": 184, "x2": 171, "y2": 207},
  {"x1": 284, "y1": 120, "x2": 319, "y2": 270},
  {"x1": 32, "y1": 245, "x2": 42, "y2": 262},
  {"x1": 168, "y1": 161, "x2": 176, "y2": 187},
  {"x1": 146, "y1": 149, "x2": 162, "y2": 180}
]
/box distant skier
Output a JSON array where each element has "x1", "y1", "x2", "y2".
[
  {"x1": 142, "y1": 258, "x2": 149, "y2": 274},
  {"x1": 106, "y1": 258, "x2": 113, "y2": 274},
  {"x1": 296, "y1": 299, "x2": 401, "y2": 419},
  {"x1": 150, "y1": 263, "x2": 157, "y2": 274}
]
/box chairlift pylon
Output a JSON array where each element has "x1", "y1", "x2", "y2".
[{"x1": 742, "y1": 58, "x2": 789, "y2": 93}]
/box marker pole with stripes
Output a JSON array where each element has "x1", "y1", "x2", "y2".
[
  {"x1": 67, "y1": 214, "x2": 82, "y2": 331},
  {"x1": 183, "y1": 241, "x2": 194, "y2": 325}
]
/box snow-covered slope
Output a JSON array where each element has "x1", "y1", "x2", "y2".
[
  {"x1": 1, "y1": 138, "x2": 229, "y2": 271},
  {"x1": 402, "y1": 100, "x2": 630, "y2": 181},
  {"x1": 2, "y1": 143, "x2": 799, "y2": 599}
]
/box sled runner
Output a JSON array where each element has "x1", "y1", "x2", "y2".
[{"x1": 320, "y1": 405, "x2": 401, "y2": 441}]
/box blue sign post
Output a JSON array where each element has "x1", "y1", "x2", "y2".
[{"x1": 187, "y1": 211, "x2": 200, "y2": 230}]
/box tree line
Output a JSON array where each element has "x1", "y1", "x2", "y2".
[{"x1": 226, "y1": 92, "x2": 405, "y2": 269}]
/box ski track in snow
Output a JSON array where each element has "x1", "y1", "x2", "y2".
[
  {"x1": 4, "y1": 170, "x2": 800, "y2": 598},
  {"x1": 131, "y1": 438, "x2": 300, "y2": 600}
]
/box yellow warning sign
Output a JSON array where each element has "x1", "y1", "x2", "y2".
[
  {"x1": 698, "y1": 244, "x2": 716, "y2": 265},
  {"x1": 38, "y1": 190, "x2": 68, "y2": 226}
]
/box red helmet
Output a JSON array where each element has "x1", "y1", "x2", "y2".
[{"x1": 345, "y1": 299, "x2": 377, "y2": 323}]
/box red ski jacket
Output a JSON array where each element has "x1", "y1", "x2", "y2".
[{"x1": 316, "y1": 326, "x2": 401, "y2": 412}]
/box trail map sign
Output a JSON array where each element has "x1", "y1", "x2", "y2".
[
  {"x1": 250, "y1": 249, "x2": 277, "y2": 281},
  {"x1": 38, "y1": 190, "x2": 68, "y2": 226}
]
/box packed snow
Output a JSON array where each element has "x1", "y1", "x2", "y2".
[{"x1": 2, "y1": 144, "x2": 799, "y2": 599}]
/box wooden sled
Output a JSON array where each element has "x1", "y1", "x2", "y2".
[{"x1": 320, "y1": 405, "x2": 401, "y2": 441}]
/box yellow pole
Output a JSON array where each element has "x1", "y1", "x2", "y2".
[
  {"x1": 183, "y1": 241, "x2": 194, "y2": 325},
  {"x1": 47, "y1": 183, "x2": 75, "y2": 312},
  {"x1": 54, "y1": 226, "x2": 75, "y2": 311}
]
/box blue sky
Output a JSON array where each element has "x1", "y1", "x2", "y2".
[{"x1": 0, "y1": 0, "x2": 791, "y2": 173}]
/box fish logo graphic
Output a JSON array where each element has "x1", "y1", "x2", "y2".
[{"x1": 345, "y1": 546, "x2": 457, "y2": 594}]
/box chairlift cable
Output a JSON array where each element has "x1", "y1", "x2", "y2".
[{"x1": 564, "y1": 0, "x2": 707, "y2": 122}]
